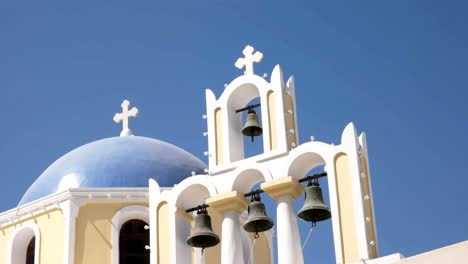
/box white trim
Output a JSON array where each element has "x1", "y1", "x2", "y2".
[
  {"x1": 342, "y1": 123, "x2": 372, "y2": 260},
  {"x1": 0, "y1": 188, "x2": 151, "y2": 226},
  {"x1": 359, "y1": 132, "x2": 380, "y2": 256},
  {"x1": 325, "y1": 159, "x2": 344, "y2": 264},
  {"x1": 7, "y1": 221, "x2": 40, "y2": 264},
  {"x1": 111, "y1": 205, "x2": 150, "y2": 264},
  {"x1": 148, "y1": 179, "x2": 161, "y2": 264}
]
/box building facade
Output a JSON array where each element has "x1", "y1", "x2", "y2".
[{"x1": 1, "y1": 46, "x2": 464, "y2": 264}]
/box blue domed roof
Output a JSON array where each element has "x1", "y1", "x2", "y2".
[{"x1": 19, "y1": 136, "x2": 206, "y2": 205}]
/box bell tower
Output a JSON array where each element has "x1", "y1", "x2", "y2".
[
  {"x1": 146, "y1": 45, "x2": 380, "y2": 264},
  {"x1": 200, "y1": 45, "x2": 379, "y2": 263},
  {"x1": 205, "y1": 45, "x2": 299, "y2": 172}
]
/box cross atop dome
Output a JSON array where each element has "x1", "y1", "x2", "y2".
[
  {"x1": 113, "y1": 99, "x2": 139, "y2": 137},
  {"x1": 235, "y1": 45, "x2": 263, "y2": 75}
]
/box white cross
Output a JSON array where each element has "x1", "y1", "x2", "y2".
[
  {"x1": 113, "y1": 99, "x2": 139, "y2": 137},
  {"x1": 235, "y1": 45, "x2": 263, "y2": 75}
]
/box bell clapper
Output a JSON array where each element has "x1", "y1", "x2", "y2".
[{"x1": 248, "y1": 108, "x2": 255, "y2": 142}]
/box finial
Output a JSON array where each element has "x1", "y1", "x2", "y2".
[
  {"x1": 235, "y1": 45, "x2": 263, "y2": 75},
  {"x1": 113, "y1": 99, "x2": 139, "y2": 137}
]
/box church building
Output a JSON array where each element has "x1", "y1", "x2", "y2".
[{"x1": 0, "y1": 46, "x2": 466, "y2": 264}]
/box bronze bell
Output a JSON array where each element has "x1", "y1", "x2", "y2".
[
  {"x1": 242, "y1": 109, "x2": 263, "y2": 142},
  {"x1": 243, "y1": 194, "x2": 274, "y2": 234},
  {"x1": 187, "y1": 209, "x2": 220, "y2": 249},
  {"x1": 298, "y1": 180, "x2": 331, "y2": 223}
]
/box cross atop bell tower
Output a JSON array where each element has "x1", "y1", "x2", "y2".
[
  {"x1": 235, "y1": 45, "x2": 264, "y2": 75},
  {"x1": 113, "y1": 99, "x2": 139, "y2": 137}
]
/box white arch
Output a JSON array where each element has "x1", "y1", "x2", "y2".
[
  {"x1": 8, "y1": 221, "x2": 40, "y2": 264},
  {"x1": 285, "y1": 142, "x2": 333, "y2": 180},
  {"x1": 170, "y1": 177, "x2": 219, "y2": 264},
  {"x1": 231, "y1": 164, "x2": 273, "y2": 193},
  {"x1": 218, "y1": 74, "x2": 269, "y2": 105},
  {"x1": 111, "y1": 205, "x2": 149, "y2": 264},
  {"x1": 172, "y1": 176, "x2": 218, "y2": 210}
]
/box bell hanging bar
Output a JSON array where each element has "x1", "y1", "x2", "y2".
[
  {"x1": 243, "y1": 188, "x2": 265, "y2": 198},
  {"x1": 298, "y1": 172, "x2": 328, "y2": 183},
  {"x1": 184, "y1": 172, "x2": 330, "y2": 250},
  {"x1": 235, "y1": 103, "x2": 261, "y2": 113},
  {"x1": 184, "y1": 172, "x2": 328, "y2": 213},
  {"x1": 185, "y1": 204, "x2": 210, "y2": 213}
]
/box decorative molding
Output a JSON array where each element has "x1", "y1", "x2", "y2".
[{"x1": 0, "y1": 188, "x2": 153, "y2": 226}]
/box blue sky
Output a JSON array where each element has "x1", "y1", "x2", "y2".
[{"x1": 1, "y1": 0, "x2": 467, "y2": 262}]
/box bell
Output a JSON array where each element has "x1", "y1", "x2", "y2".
[
  {"x1": 297, "y1": 181, "x2": 331, "y2": 223},
  {"x1": 242, "y1": 109, "x2": 263, "y2": 142},
  {"x1": 243, "y1": 196, "x2": 274, "y2": 234},
  {"x1": 187, "y1": 210, "x2": 220, "y2": 249}
]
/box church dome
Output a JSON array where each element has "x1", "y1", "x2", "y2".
[{"x1": 19, "y1": 136, "x2": 206, "y2": 205}]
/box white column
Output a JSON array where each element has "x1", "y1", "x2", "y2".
[
  {"x1": 276, "y1": 196, "x2": 303, "y2": 264},
  {"x1": 61, "y1": 199, "x2": 80, "y2": 264},
  {"x1": 172, "y1": 207, "x2": 192, "y2": 264},
  {"x1": 206, "y1": 191, "x2": 249, "y2": 264},
  {"x1": 261, "y1": 176, "x2": 305, "y2": 264},
  {"x1": 221, "y1": 210, "x2": 244, "y2": 263}
]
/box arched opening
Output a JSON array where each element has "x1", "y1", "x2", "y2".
[
  {"x1": 8, "y1": 223, "x2": 40, "y2": 264},
  {"x1": 174, "y1": 180, "x2": 218, "y2": 264},
  {"x1": 225, "y1": 82, "x2": 266, "y2": 162},
  {"x1": 26, "y1": 237, "x2": 35, "y2": 264},
  {"x1": 119, "y1": 219, "x2": 149, "y2": 264},
  {"x1": 295, "y1": 165, "x2": 335, "y2": 263}
]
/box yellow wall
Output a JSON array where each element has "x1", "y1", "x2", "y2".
[
  {"x1": 215, "y1": 107, "x2": 224, "y2": 165},
  {"x1": 0, "y1": 224, "x2": 14, "y2": 264},
  {"x1": 74, "y1": 202, "x2": 147, "y2": 264},
  {"x1": 38, "y1": 209, "x2": 65, "y2": 264},
  {"x1": 252, "y1": 233, "x2": 271, "y2": 264},
  {"x1": 0, "y1": 208, "x2": 64, "y2": 264},
  {"x1": 334, "y1": 153, "x2": 360, "y2": 263},
  {"x1": 157, "y1": 202, "x2": 170, "y2": 264},
  {"x1": 267, "y1": 91, "x2": 278, "y2": 151}
]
